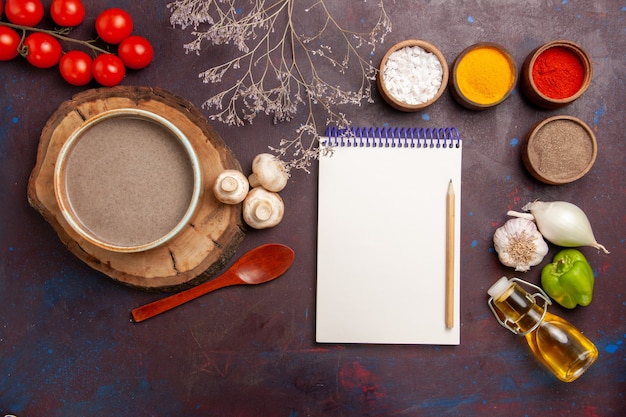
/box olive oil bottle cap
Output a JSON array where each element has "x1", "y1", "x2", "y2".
[{"x1": 488, "y1": 276, "x2": 512, "y2": 298}]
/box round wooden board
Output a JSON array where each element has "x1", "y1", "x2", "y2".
[{"x1": 27, "y1": 86, "x2": 245, "y2": 292}]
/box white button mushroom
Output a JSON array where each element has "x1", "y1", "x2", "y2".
[
  {"x1": 213, "y1": 169, "x2": 250, "y2": 204},
  {"x1": 243, "y1": 187, "x2": 284, "y2": 229},
  {"x1": 248, "y1": 153, "x2": 289, "y2": 192}
]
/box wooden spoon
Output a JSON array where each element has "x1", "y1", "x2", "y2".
[{"x1": 131, "y1": 244, "x2": 295, "y2": 322}]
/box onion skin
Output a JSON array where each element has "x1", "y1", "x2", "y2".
[{"x1": 508, "y1": 201, "x2": 609, "y2": 254}]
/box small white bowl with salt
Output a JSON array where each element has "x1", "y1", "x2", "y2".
[{"x1": 377, "y1": 39, "x2": 449, "y2": 112}]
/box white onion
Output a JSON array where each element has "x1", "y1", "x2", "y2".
[{"x1": 507, "y1": 200, "x2": 609, "y2": 254}]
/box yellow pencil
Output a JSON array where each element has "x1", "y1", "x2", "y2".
[{"x1": 446, "y1": 179, "x2": 455, "y2": 329}]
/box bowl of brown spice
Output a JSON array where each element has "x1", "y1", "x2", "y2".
[{"x1": 522, "y1": 115, "x2": 597, "y2": 185}]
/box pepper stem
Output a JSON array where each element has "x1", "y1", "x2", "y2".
[{"x1": 555, "y1": 258, "x2": 568, "y2": 274}]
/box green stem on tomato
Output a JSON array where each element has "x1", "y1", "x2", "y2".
[{"x1": 0, "y1": 21, "x2": 112, "y2": 56}]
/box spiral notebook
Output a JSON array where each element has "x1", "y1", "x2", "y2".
[{"x1": 316, "y1": 126, "x2": 462, "y2": 345}]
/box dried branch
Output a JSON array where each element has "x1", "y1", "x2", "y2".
[{"x1": 168, "y1": 0, "x2": 391, "y2": 172}]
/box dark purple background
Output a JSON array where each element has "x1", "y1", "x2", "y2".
[{"x1": 1, "y1": 1, "x2": 624, "y2": 416}]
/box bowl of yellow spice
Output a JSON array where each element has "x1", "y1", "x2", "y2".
[{"x1": 450, "y1": 43, "x2": 517, "y2": 110}]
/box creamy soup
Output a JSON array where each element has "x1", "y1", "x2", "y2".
[{"x1": 63, "y1": 116, "x2": 195, "y2": 247}]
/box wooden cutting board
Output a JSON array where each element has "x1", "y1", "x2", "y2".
[{"x1": 28, "y1": 86, "x2": 245, "y2": 292}]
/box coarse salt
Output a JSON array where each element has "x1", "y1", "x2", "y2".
[{"x1": 383, "y1": 46, "x2": 443, "y2": 105}]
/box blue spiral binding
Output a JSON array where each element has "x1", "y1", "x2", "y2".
[{"x1": 324, "y1": 126, "x2": 461, "y2": 149}]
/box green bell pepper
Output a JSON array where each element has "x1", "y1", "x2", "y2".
[{"x1": 541, "y1": 249, "x2": 594, "y2": 309}]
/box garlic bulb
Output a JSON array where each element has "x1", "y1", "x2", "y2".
[
  {"x1": 508, "y1": 200, "x2": 609, "y2": 254},
  {"x1": 493, "y1": 218, "x2": 549, "y2": 272}
]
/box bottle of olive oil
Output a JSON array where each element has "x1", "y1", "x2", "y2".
[{"x1": 487, "y1": 277, "x2": 598, "y2": 382}]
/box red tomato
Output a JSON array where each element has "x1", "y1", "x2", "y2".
[
  {"x1": 0, "y1": 26, "x2": 21, "y2": 61},
  {"x1": 5, "y1": 0, "x2": 44, "y2": 27},
  {"x1": 50, "y1": 0, "x2": 85, "y2": 27},
  {"x1": 118, "y1": 35, "x2": 153, "y2": 69},
  {"x1": 23, "y1": 32, "x2": 63, "y2": 68},
  {"x1": 95, "y1": 8, "x2": 133, "y2": 44},
  {"x1": 59, "y1": 50, "x2": 93, "y2": 86},
  {"x1": 92, "y1": 53, "x2": 125, "y2": 86}
]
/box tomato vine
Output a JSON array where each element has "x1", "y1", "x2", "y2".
[
  {"x1": 0, "y1": 20, "x2": 112, "y2": 56},
  {"x1": 1, "y1": 1, "x2": 153, "y2": 87}
]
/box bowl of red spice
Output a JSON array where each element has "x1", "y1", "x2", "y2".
[
  {"x1": 522, "y1": 115, "x2": 597, "y2": 185},
  {"x1": 520, "y1": 40, "x2": 592, "y2": 109}
]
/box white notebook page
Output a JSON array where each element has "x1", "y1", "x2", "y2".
[{"x1": 316, "y1": 129, "x2": 462, "y2": 344}]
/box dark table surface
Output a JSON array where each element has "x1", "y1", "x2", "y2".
[{"x1": 1, "y1": 1, "x2": 624, "y2": 416}]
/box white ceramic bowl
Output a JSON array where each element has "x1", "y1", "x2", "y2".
[{"x1": 54, "y1": 108, "x2": 202, "y2": 253}]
